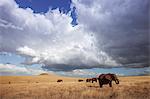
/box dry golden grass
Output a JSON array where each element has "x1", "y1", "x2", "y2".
[{"x1": 0, "y1": 74, "x2": 150, "y2": 99}]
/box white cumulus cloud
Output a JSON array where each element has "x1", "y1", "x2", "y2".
[
  {"x1": 0, "y1": 63, "x2": 46, "y2": 75},
  {"x1": 0, "y1": 0, "x2": 119, "y2": 71}
]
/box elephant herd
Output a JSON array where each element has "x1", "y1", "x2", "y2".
[
  {"x1": 57, "y1": 73, "x2": 119, "y2": 88},
  {"x1": 85, "y1": 73, "x2": 119, "y2": 88}
]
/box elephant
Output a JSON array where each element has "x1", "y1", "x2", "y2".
[
  {"x1": 91, "y1": 78, "x2": 97, "y2": 83},
  {"x1": 86, "y1": 78, "x2": 92, "y2": 82},
  {"x1": 78, "y1": 79, "x2": 84, "y2": 82},
  {"x1": 57, "y1": 79, "x2": 63, "y2": 82},
  {"x1": 97, "y1": 73, "x2": 119, "y2": 88},
  {"x1": 86, "y1": 78, "x2": 97, "y2": 83}
]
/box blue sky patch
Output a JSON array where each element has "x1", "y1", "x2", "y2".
[{"x1": 15, "y1": 0, "x2": 78, "y2": 25}]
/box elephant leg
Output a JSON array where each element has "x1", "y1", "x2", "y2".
[
  {"x1": 109, "y1": 81, "x2": 112, "y2": 87},
  {"x1": 100, "y1": 84, "x2": 103, "y2": 88},
  {"x1": 92, "y1": 80, "x2": 93, "y2": 83},
  {"x1": 98, "y1": 80, "x2": 103, "y2": 88}
]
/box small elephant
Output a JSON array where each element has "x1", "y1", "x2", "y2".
[
  {"x1": 78, "y1": 79, "x2": 84, "y2": 82},
  {"x1": 86, "y1": 78, "x2": 92, "y2": 82},
  {"x1": 91, "y1": 78, "x2": 97, "y2": 83},
  {"x1": 97, "y1": 73, "x2": 119, "y2": 88},
  {"x1": 57, "y1": 79, "x2": 63, "y2": 82}
]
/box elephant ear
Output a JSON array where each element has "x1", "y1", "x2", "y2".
[
  {"x1": 104, "y1": 75, "x2": 112, "y2": 80},
  {"x1": 99, "y1": 74, "x2": 105, "y2": 79}
]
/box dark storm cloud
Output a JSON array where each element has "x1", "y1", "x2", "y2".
[
  {"x1": 42, "y1": 64, "x2": 115, "y2": 71},
  {"x1": 74, "y1": 0, "x2": 149, "y2": 67}
]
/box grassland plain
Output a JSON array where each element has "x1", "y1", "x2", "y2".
[{"x1": 0, "y1": 74, "x2": 150, "y2": 99}]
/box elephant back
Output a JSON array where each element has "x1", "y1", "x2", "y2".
[{"x1": 99, "y1": 73, "x2": 114, "y2": 81}]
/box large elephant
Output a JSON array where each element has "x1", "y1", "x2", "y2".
[{"x1": 97, "y1": 73, "x2": 119, "y2": 88}]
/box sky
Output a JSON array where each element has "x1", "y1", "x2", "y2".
[{"x1": 0, "y1": 0, "x2": 149, "y2": 77}]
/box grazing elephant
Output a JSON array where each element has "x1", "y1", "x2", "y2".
[
  {"x1": 78, "y1": 79, "x2": 84, "y2": 82},
  {"x1": 92, "y1": 78, "x2": 97, "y2": 83},
  {"x1": 57, "y1": 79, "x2": 63, "y2": 82},
  {"x1": 86, "y1": 78, "x2": 90, "y2": 82},
  {"x1": 97, "y1": 73, "x2": 119, "y2": 88},
  {"x1": 86, "y1": 78, "x2": 92, "y2": 82}
]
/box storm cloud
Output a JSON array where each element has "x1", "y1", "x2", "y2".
[
  {"x1": 0, "y1": 0, "x2": 149, "y2": 71},
  {"x1": 73, "y1": 0, "x2": 149, "y2": 67}
]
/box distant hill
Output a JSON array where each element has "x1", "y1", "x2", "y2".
[{"x1": 39, "y1": 73, "x2": 49, "y2": 75}]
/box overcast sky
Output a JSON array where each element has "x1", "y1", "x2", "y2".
[{"x1": 0, "y1": 0, "x2": 149, "y2": 76}]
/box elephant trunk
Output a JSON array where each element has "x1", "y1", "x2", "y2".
[{"x1": 115, "y1": 79, "x2": 119, "y2": 84}]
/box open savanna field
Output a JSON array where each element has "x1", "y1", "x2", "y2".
[{"x1": 0, "y1": 74, "x2": 150, "y2": 99}]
